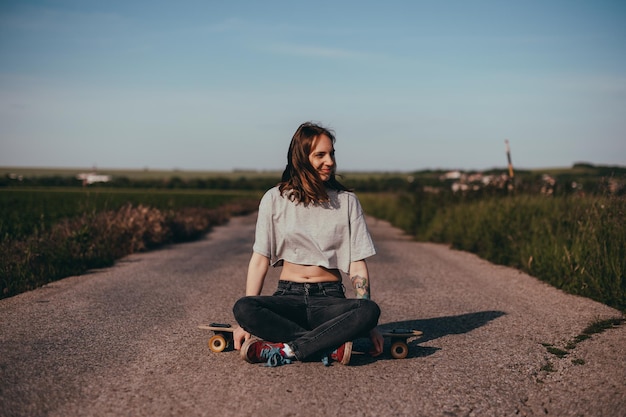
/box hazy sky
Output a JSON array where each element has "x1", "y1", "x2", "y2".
[{"x1": 1, "y1": 0, "x2": 625, "y2": 172}]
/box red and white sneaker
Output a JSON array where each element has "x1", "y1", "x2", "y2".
[
  {"x1": 330, "y1": 341, "x2": 353, "y2": 365},
  {"x1": 241, "y1": 339, "x2": 293, "y2": 367}
]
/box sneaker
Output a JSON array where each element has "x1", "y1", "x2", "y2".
[
  {"x1": 241, "y1": 339, "x2": 293, "y2": 367},
  {"x1": 330, "y1": 341, "x2": 353, "y2": 365}
]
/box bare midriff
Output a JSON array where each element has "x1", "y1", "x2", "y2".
[{"x1": 279, "y1": 260, "x2": 341, "y2": 283}]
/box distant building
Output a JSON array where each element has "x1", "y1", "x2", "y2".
[
  {"x1": 76, "y1": 172, "x2": 112, "y2": 185},
  {"x1": 440, "y1": 170, "x2": 462, "y2": 180}
]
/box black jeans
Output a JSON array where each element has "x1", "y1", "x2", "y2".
[{"x1": 233, "y1": 281, "x2": 380, "y2": 361}]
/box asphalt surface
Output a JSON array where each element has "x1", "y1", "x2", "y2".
[{"x1": 1, "y1": 213, "x2": 624, "y2": 417}]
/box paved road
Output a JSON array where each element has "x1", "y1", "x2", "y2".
[{"x1": 1, "y1": 213, "x2": 624, "y2": 417}]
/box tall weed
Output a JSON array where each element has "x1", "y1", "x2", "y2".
[
  {"x1": 0, "y1": 200, "x2": 258, "y2": 299},
  {"x1": 361, "y1": 193, "x2": 625, "y2": 312}
]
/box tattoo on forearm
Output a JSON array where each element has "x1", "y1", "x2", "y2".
[{"x1": 351, "y1": 274, "x2": 370, "y2": 299}]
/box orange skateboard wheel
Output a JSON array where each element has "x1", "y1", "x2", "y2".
[
  {"x1": 209, "y1": 334, "x2": 228, "y2": 352},
  {"x1": 390, "y1": 341, "x2": 408, "y2": 359}
]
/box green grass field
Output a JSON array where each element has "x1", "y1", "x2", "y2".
[
  {"x1": 360, "y1": 192, "x2": 626, "y2": 312},
  {"x1": 0, "y1": 187, "x2": 260, "y2": 240},
  {"x1": 0, "y1": 188, "x2": 260, "y2": 298}
]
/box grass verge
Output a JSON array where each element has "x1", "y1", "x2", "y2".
[
  {"x1": 1, "y1": 197, "x2": 258, "y2": 299},
  {"x1": 360, "y1": 192, "x2": 626, "y2": 312}
]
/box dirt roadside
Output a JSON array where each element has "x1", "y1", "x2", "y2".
[{"x1": 0, "y1": 213, "x2": 624, "y2": 417}]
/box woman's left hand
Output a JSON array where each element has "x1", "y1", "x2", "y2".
[
  {"x1": 233, "y1": 326, "x2": 251, "y2": 350},
  {"x1": 368, "y1": 328, "x2": 384, "y2": 357}
]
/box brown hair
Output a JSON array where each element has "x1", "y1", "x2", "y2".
[{"x1": 279, "y1": 122, "x2": 349, "y2": 204}]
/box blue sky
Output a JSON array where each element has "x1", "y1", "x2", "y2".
[{"x1": 1, "y1": 0, "x2": 625, "y2": 172}]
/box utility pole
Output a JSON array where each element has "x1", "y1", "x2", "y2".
[{"x1": 505, "y1": 139, "x2": 515, "y2": 191}]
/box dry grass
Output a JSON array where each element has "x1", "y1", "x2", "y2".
[{"x1": 1, "y1": 200, "x2": 258, "y2": 298}]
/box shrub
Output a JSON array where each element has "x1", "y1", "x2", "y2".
[{"x1": 0, "y1": 200, "x2": 258, "y2": 298}]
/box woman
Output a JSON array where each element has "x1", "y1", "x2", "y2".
[{"x1": 232, "y1": 122, "x2": 384, "y2": 366}]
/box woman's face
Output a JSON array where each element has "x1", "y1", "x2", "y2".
[{"x1": 308, "y1": 134, "x2": 335, "y2": 182}]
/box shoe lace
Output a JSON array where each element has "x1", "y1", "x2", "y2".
[
  {"x1": 320, "y1": 347, "x2": 339, "y2": 367},
  {"x1": 260, "y1": 346, "x2": 292, "y2": 367},
  {"x1": 321, "y1": 354, "x2": 330, "y2": 367}
]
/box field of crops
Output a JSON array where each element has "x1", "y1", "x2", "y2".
[
  {"x1": 0, "y1": 188, "x2": 261, "y2": 298},
  {"x1": 360, "y1": 192, "x2": 626, "y2": 312},
  {"x1": 1, "y1": 187, "x2": 261, "y2": 240}
]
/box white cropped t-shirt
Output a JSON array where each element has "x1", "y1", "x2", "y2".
[{"x1": 252, "y1": 187, "x2": 376, "y2": 274}]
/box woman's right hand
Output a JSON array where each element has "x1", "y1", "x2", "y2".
[
  {"x1": 368, "y1": 328, "x2": 384, "y2": 357},
  {"x1": 233, "y1": 326, "x2": 251, "y2": 350}
]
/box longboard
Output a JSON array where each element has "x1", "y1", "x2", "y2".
[{"x1": 198, "y1": 322, "x2": 235, "y2": 352}]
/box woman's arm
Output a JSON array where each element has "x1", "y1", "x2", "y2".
[
  {"x1": 233, "y1": 252, "x2": 270, "y2": 350},
  {"x1": 349, "y1": 260, "x2": 371, "y2": 299},
  {"x1": 349, "y1": 259, "x2": 384, "y2": 356},
  {"x1": 246, "y1": 252, "x2": 270, "y2": 296}
]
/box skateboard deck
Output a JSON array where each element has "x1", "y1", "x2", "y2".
[
  {"x1": 379, "y1": 328, "x2": 423, "y2": 359},
  {"x1": 198, "y1": 322, "x2": 235, "y2": 352}
]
